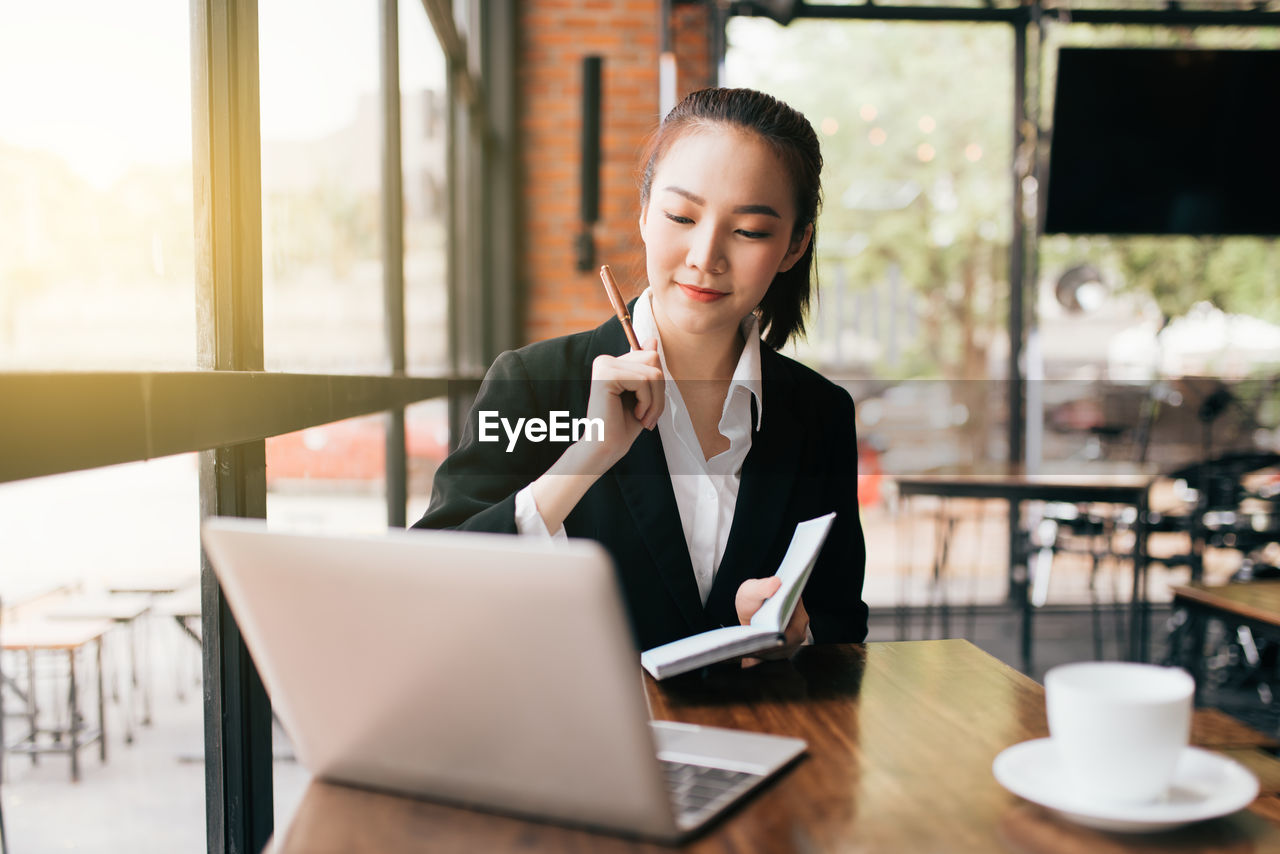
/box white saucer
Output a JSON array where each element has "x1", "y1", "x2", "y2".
[{"x1": 992, "y1": 738, "x2": 1259, "y2": 833}]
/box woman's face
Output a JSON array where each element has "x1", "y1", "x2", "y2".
[{"x1": 639, "y1": 126, "x2": 811, "y2": 344}]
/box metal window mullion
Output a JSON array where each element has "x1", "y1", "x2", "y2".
[
  {"x1": 444, "y1": 64, "x2": 460, "y2": 379},
  {"x1": 445, "y1": 61, "x2": 481, "y2": 449},
  {"x1": 197, "y1": 445, "x2": 271, "y2": 853},
  {"x1": 450, "y1": 89, "x2": 481, "y2": 376},
  {"x1": 1009, "y1": 20, "x2": 1027, "y2": 472},
  {"x1": 420, "y1": 0, "x2": 477, "y2": 107},
  {"x1": 1024, "y1": 10, "x2": 1045, "y2": 474},
  {"x1": 191, "y1": 0, "x2": 273, "y2": 851},
  {"x1": 481, "y1": 0, "x2": 519, "y2": 358},
  {"x1": 443, "y1": 94, "x2": 485, "y2": 441},
  {"x1": 421, "y1": 0, "x2": 465, "y2": 72},
  {"x1": 381, "y1": 0, "x2": 408, "y2": 527},
  {"x1": 467, "y1": 101, "x2": 486, "y2": 367},
  {"x1": 1006, "y1": 19, "x2": 1029, "y2": 617}
]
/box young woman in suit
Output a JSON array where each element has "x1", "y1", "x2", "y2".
[{"x1": 414, "y1": 87, "x2": 868, "y2": 655}]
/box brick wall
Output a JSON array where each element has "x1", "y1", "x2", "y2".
[
  {"x1": 517, "y1": 1, "x2": 715, "y2": 344},
  {"x1": 672, "y1": 3, "x2": 714, "y2": 95}
]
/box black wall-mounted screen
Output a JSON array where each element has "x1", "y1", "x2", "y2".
[{"x1": 1044, "y1": 47, "x2": 1280, "y2": 236}]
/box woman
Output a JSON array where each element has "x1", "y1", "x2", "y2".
[{"x1": 414, "y1": 87, "x2": 867, "y2": 655}]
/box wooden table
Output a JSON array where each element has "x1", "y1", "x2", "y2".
[
  {"x1": 268, "y1": 640, "x2": 1280, "y2": 853},
  {"x1": 106, "y1": 573, "x2": 197, "y2": 597},
  {"x1": 1170, "y1": 581, "x2": 1280, "y2": 705},
  {"x1": 1173, "y1": 581, "x2": 1280, "y2": 629},
  {"x1": 0, "y1": 580, "x2": 76, "y2": 623},
  {"x1": 155, "y1": 586, "x2": 202, "y2": 646},
  {"x1": 895, "y1": 473, "x2": 1155, "y2": 671}
]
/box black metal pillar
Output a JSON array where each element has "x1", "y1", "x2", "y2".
[
  {"x1": 380, "y1": 0, "x2": 409, "y2": 528},
  {"x1": 191, "y1": 0, "x2": 274, "y2": 849}
]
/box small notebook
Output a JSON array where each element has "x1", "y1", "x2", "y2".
[{"x1": 640, "y1": 512, "x2": 837, "y2": 680}]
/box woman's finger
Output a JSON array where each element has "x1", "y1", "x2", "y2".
[
  {"x1": 628, "y1": 376, "x2": 653, "y2": 423},
  {"x1": 735, "y1": 576, "x2": 783, "y2": 626},
  {"x1": 783, "y1": 597, "x2": 810, "y2": 646},
  {"x1": 606, "y1": 362, "x2": 664, "y2": 427}
]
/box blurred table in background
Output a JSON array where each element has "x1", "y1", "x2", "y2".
[
  {"x1": 0, "y1": 581, "x2": 77, "y2": 624},
  {"x1": 47, "y1": 594, "x2": 153, "y2": 738},
  {"x1": 1172, "y1": 581, "x2": 1280, "y2": 630},
  {"x1": 1170, "y1": 581, "x2": 1280, "y2": 714},
  {"x1": 894, "y1": 471, "x2": 1156, "y2": 673}
]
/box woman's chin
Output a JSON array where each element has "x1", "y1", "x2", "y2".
[
  {"x1": 652, "y1": 291, "x2": 743, "y2": 343},
  {"x1": 667, "y1": 308, "x2": 734, "y2": 339}
]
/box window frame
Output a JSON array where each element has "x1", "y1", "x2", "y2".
[{"x1": 0, "y1": 0, "x2": 515, "y2": 851}]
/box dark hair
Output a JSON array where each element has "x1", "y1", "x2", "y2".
[{"x1": 639, "y1": 88, "x2": 822, "y2": 350}]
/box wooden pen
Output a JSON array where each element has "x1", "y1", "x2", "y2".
[{"x1": 599, "y1": 265, "x2": 642, "y2": 352}]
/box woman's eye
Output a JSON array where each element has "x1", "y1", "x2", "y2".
[
  {"x1": 737, "y1": 229, "x2": 770, "y2": 239},
  {"x1": 664, "y1": 212, "x2": 694, "y2": 225}
]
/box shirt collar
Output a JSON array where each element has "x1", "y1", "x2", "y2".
[{"x1": 631, "y1": 288, "x2": 764, "y2": 430}]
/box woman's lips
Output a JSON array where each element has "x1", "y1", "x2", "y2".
[{"x1": 677, "y1": 283, "x2": 728, "y2": 303}]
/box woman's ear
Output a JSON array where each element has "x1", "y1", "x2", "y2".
[{"x1": 777, "y1": 222, "x2": 813, "y2": 273}]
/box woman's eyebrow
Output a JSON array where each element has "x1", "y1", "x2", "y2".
[
  {"x1": 662, "y1": 185, "x2": 705, "y2": 205},
  {"x1": 733, "y1": 203, "x2": 781, "y2": 218},
  {"x1": 661, "y1": 185, "x2": 781, "y2": 218}
]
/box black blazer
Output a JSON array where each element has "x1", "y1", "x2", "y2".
[{"x1": 412, "y1": 312, "x2": 869, "y2": 652}]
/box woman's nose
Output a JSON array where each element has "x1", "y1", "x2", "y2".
[{"x1": 685, "y1": 224, "x2": 726, "y2": 274}]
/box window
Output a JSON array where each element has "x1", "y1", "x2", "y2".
[
  {"x1": 0, "y1": 1, "x2": 195, "y2": 370},
  {"x1": 1035, "y1": 24, "x2": 1280, "y2": 472},
  {"x1": 259, "y1": 1, "x2": 387, "y2": 374},
  {"x1": 0, "y1": 0, "x2": 509, "y2": 849},
  {"x1": 727, "y1": 18, "x2": 1016, "y2": 609},
  {"x1": 401, "y1": 0, "x2": 450, "y2": 375},
  {"x1": 727, "y1": 18, "x2": 1014, "y2": 478},
  {"x1": 0, "y1": 457, "x2": 205, "y2": 851}
]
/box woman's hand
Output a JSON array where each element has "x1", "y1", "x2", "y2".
[
  {"x1": 582, "y1": 339, "x2": 664, "y2": 470},
  {"x1": 735, "y1": 577, "x2": 809, "y2": 665},
  {"x1": 528, "y1": 340, "x2": 663, "y2": 534}
]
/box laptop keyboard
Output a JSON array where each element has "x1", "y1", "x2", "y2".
[{"x1": 660, "y1": 760, "x2": 761, "y2": 825}]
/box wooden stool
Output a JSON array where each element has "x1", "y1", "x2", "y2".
[{"x1": 1, "y1": 619, "x2": 111, "y2": 782}]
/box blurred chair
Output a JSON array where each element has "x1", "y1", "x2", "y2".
[
  {"x1": 1028, "y1": 501, "x2": 1127, "y2": 659},
  {"x1": 1027, "y1": 484, "x2": 1197, "y2": 660},
  {"x1": 1167, "y1": 453, "x2": 1280, "y2": 721}
]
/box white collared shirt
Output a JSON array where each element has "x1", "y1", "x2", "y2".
[{"x1": 515, "y1": 287, "x2": 763, "y2": 606}]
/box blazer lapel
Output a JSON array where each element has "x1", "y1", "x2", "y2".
[
  {"x1": 706, "y1": 349, "x2": 802, "y2": 617},
  {"x1": 591, "y1": 313, "x2": 707, "y2": 635},
  {"x1": 612, "y1": 429, "x2": 708, "y2": 634}
]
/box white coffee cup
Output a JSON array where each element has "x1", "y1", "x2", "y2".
[{"x1": 1044, "y1": 661, "x2": 1194, "y2": 805}]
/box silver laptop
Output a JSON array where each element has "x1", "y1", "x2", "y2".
[{"x1": 200, "y1": 518, "x2": 806, "y2": 842}]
